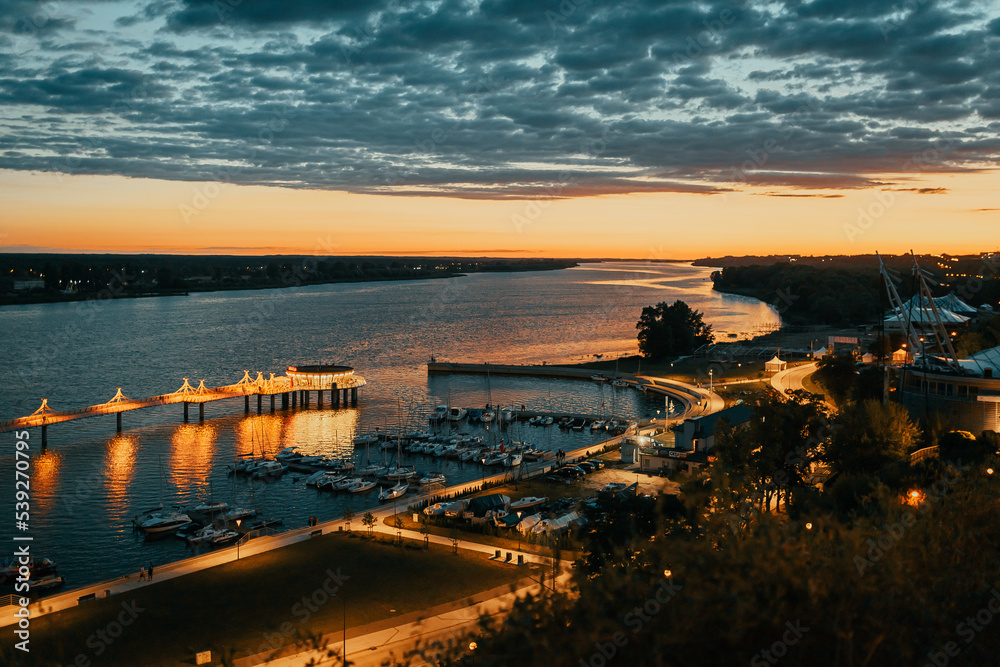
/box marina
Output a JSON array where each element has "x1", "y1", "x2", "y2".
[{"x1": 0, "y1": 262, "x2": 774, "y2": 594}]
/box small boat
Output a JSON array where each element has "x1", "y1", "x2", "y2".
[
  {"x1": 590, "y1": 420, "x2": 605, "y2": 431},
  {"x1": 207, "y1": 529, "x2": 241, "y2": 546},
  {"x1": 356, "y1": 463, "x2": 381, "y2": 476},
  {"x1": 429, "y1": 405, "x2": 449, "y2": 422},
  {"x1": 448, "y1": 407, "x2": 468, "y2": 421},
  {"x1": 541, "y1": 416, "x2": 554, "y2": 426},
  {"x1": 379, "y1": 482, "x2": 408, "y2": 501},
  {"x1": 174, "y1": 522, "x2": 203, "y2": 540},
  {"x1": 418, "y1": 473, "x2": 446, "y2": 485},
  {"x1": 506, "y1": 453, "x2": 522, "y2": 467},
  {"x1": 138, "y1": 510, "x2": 192, "y2": 534},
  {"x1": 306, "y1": 471, "x2": 344, "y2": 487},
  {"x1": 28, "y1": 574, "x2": 65, "y2": 594},
  {"x1": 187, "y1": 525, "x2": 227, "y2": 545},
  {"x1": 481, "y1": 410, "x2": 495, "y2": 423},
  {"x1": 500, "y1": 409, "x2": 515, "y2": 424},
  {"x1": 612, "y1": 379, "x2": 629, "y2": 388},
  {"x1": 0, "y1": 557, "x2": 57, "y2": 585},
  {"x1": 459, "y1": 448, "x2": 483, "y2": 462},
  {"x1": 482, "y1": 452, "x2": 508, "y2": 466},
  {"x1": 275, "y1": 447, "x2": 302, "y2": 461},
  {"x1": 244, "y1": 517, "x2": 284, "y2": 531},
  {"x1": 221, "y1": 507, "x2": 258, "y2": 522},
  {"x1": 528, "y1": 416, "x2": 540, "y2": 426},
  {"x1": 590, "y1": 374, "x2": 606, "y2": 383},
  {"x1": 349, "y1": 479, "x2": 377, "y2": 493},
  {"x1": 353, "y1": 434, "x2": 379, "y2": 446},
  {"x1": 510, "y1": 496, "x2": 547, "y2": 511},
  {"x1": 384, "y1": 465, "x2": 417, "y2": 481},
  {"x1": 571, "y1": 418, "x2": 585, "y2": 431},
  {"x1": 193, "y1": 501, "x2": 229, "y2": 514},
  {"x1": 331, "y1": 477, "x2": 360, "y2": 491},
  {"x1": 252, "y1": 461, "x2": 288, "y2": 478}
]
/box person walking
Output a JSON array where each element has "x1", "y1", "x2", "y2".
[
  {"x1": 148, "y1": 562, "x2": 154, "y2": 581},
  {"x1": 139, "y1": 566, "x2": 146, "y2": 582}
]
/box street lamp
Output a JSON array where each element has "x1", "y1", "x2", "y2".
[
  {"x1": 709, "y1": 369, "x2": 713, "y2": 393},
  {"x1": 516, "y1": 512, "x2": 522, "y2": 552},
  {"x1": 235, "y1": 519, "x2": 242, "y2": 560}
]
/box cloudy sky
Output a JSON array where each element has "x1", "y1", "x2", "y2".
[{"x1": 1, "y1": 0, "x2": 998, "y2": 256}]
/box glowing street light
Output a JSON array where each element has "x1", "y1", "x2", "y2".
[{"x1": 235, "y1": 519, "x2": 242, "y2": 560}]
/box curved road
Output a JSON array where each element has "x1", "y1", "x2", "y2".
[{"x1": 770, "y1": 362, "x2": 837, "y2": 412}]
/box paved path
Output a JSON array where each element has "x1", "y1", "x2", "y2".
[{"x1": 769, "y1": 362, "x2": 837, "y2": 412}]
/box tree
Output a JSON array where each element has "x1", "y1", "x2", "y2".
[
  {"x1": 342, "y1": 507, "x2": 355, "y2": 531},
  {"x1": 814, "y1": 354, "x2": 857, "y2": 404},
  {"x1": 824, "y1": 400, "x2": 921, "y2": 477},
  {"x1": 636, "y1": 300, "x2": 714, "y2": 360},
  {"x1": 361, "y1": 511, "x2": 375, "y2": 536}
]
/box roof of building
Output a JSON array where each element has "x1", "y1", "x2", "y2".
[
  {"x1": 287, "y1": 365, "x2": 355, "y2": 374},
  {"x1": 678, "y1": 403, "x2": 753, "y2": 437}
]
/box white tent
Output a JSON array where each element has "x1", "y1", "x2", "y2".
[
  {"x1": 861, "y1": 353, "x2": 875, "y2": 364},
  {"x1": 892, "y1": 348, "x2": 912, "y2": 364},
  {"x1": 901, "y1": 293, "x2": 977, "y2": 315},
  {"x1": 765, "y1": 355, "x2": 787, "y2": 373},
  {"x1": 884, "y1": 307, "x2": 970, "y2": 326},
  {"x1": 811, "y1": 346, "x2": 828, "y2": 359}
]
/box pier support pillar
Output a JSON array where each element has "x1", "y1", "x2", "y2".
[
  {"x1": 116, "y1": 412, "x2": 122, "y2": 433},
  {"x1": 351, "y1": 387, "x2": 358, "y2": 406},
  {"x1": 244, "y1": 395, "x2": 250, "y2": 414},
  {"x1": 270, "y1": 395, "x2": 275, "y2": 413},
  {"x1": 342, "y1": 388, "x2": 349, "y2": 405},
  {"x1": 257, "y1": 394, "x2": 262, "y2": 414},
  {"x1": 41, "y1": 424, "x2": 47, "y2": 451},
  {"x1": 304, "y1": 391, "x2": 310, "y2": 408},
  {"x1": 199, "y1": 402, "x2": 205, "y2": 422},
  {"x1": 281, "y1": 393, "x2": 288, "y2": 409},
  {"x1": 332, "y1": 384, "x2": 340, "y2": 408},
  {"x1": 317, "y1": 390, "x2": 323, "y2": 409},
  {"x1": 183, "y1": 402, "x2": 189, "y2": 423},
  {"x1": 292, "y1": 391, "x2": 297, "y2": 408}
]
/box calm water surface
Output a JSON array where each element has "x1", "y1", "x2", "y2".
[{"x1": 0, "y1": 262, "x2": 777, "y2": 588}]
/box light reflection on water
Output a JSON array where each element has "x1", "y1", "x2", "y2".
[{"x1": 0, "y1": 262, "x2": 778, "y2": 589}]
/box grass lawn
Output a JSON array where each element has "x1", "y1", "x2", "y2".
[{"x1": 17, "y1": 532, "x2": 537, "y2": 667}]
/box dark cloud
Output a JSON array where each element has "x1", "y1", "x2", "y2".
[{"x1": 0, "y1": 0, "x2": 997, "y2": 198}]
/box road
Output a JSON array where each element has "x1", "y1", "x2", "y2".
[{"x1": 769, "y1": 362, "x2": 837, "y2": 412}]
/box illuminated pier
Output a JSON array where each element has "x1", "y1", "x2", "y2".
[{"x1": 0, "y1": 365, "x2": 366, "y2": 448}]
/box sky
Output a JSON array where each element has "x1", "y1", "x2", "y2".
[{"x1": 0, "y1": 0, "x2": 998, "y2": 258}]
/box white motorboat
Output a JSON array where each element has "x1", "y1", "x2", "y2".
[
  {"x1": 207, "y1": 529, "x2": 240, "y2": 546},
  {"x1": 459, "y1": 448, "x2": 483, "y2": 462},
  {"x1": 353, "y1": 434, "x2": 379, "y2": 446},
  {"x1": 510, "y1": 496, "x2": 547, "y2": 511},
  {"x1": 193, "y1": 501, "x2": 229, "y2": 514},
  {"x1": 612, "y1": 379, "x2": 629, "y2": 388},
  {"x1": 500, "y1": 409, "x2": 514, "y2": 424},
  {"x1": 430, "y1": 405, "x2": 449, "y2": 421},
  {"x1": 481, "y1": 452, "x2": 508, "y2": 466},
  {"x1": 138, "y1": 510, "x2": 192, "y2": 534},
  {"x1": 349, "y1": 479, "x2": 377, "y2": 493},
  {"x1": 542, "y1": 416, "x2": 554, "y2": 426},
  {"x1": 332, "y1": 477, "x2": 360, "y2": 491},
  {"x1": 306, "y1": 471, "x2": 341, "y2": 487},
  {"x1": 448, "y1": 407, "x2": 468, "y2": 421},
  {"x1": 506, "y1": 453, "x2": 522, "y2": 467},
  {"x1": 379, "y1": 482, "x2": 408, "y2": 501},
  {"x1": 252, "y1": 460, "x2": 287, "y2": 478},
  {"x1": 417, "y1": 473, "x2": 446, "y2": 485},
  {"x1": 275, "y1": 447, "x2": 301, "y2": 461},
  {"x1": 384, "y1": 465, "x2": 417, "y2": 481},
  {"x1": 221, "y1": 507, "x2": 258, "y2": 522},
  {"x1": 590, "y1": 374, "x2": 606, "y2": 383},
  {"x1": 590, "y1": 420, "x2": 605, "y2": 431},
  {"x1": 187, "y1": 526, "x2": 226, "y2": 545},
  {"x1": 316, "y1": 475, "x2": 349, "y2": 491}
]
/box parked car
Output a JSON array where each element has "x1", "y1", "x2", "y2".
[
  {"x1": 576, "y1": 461, "x2": 597, "y2": 473},
  {"x1": 555, "y1": 467, "x2": 582, "y2": 479},
  {"x1": 587, "y1": 459, "x2": 605, "y2": 469}
]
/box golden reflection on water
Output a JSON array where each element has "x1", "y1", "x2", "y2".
[
  {"x1": 168, "y1": 423, "x2": 217, "y2": 496},
  {"x1": 234, "y1": 414, "x2": 286, "y2": 457},
  {"x1": 105, "y1": 434, "x2": 137, "y2": 525},
  {"x1": 281, "y1": 409, "x2": 359, "y2": 458},
  {"x1": 31, "y1": 449, "x2": 62, "y2": 518}
]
